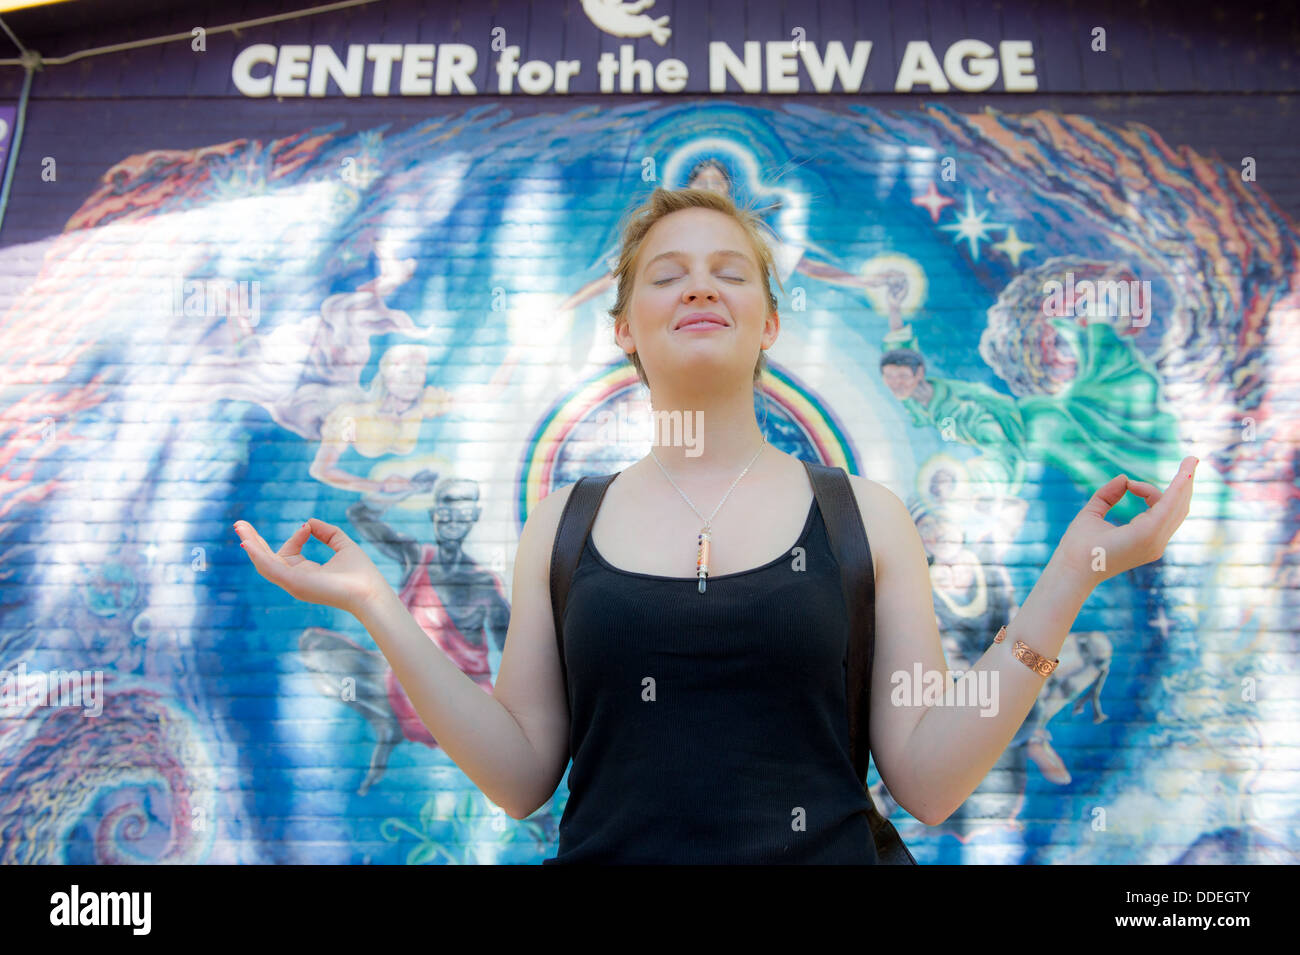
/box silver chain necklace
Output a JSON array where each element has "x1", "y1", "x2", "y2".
[{"x1": 649, "y1": 437, "x2": 767, "y2": 593}]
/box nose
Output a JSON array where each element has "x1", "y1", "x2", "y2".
[{"x1": 682, "y1": 273, "x2": 721, "y2": 302}]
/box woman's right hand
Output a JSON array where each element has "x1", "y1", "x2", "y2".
[{"x1": 234, "y1": 518, "x2": 389, "y2": 616}]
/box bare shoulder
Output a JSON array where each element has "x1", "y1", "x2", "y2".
[
  {"x1": 844, "y1": 472, "x2": 909, "y2": 513},
  {"x1": 844, "y1": 471, "x2": 911, "y2": 526},
  {"x1": 521, "y1": 480, "x2": 577, "y2": 573},
  {"x1": 844, "y1": 472, "x2": 914, "y2": 581}
]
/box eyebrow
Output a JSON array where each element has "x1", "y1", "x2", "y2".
[{"x1": 643, "y1": 249, "x2": 754, "y2": 270}]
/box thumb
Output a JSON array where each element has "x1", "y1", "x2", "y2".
[{"x1": 1083, "y1": 474, "x2": 1129, "y2": 519}]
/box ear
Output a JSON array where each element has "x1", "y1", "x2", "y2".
[
  {"x1": 614, "y1": 314, "x2": 635, "y2": 354},
  {"x1": 761, "y1": 307, "x2": 780, "y2": 349}
]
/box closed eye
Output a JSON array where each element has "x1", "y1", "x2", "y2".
[{"x1": 653, "y1": 274, "x2": 745, "y2": 286}]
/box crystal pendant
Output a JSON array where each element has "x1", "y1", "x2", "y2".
[{"x1": 696, "y1": 528, "x2": 711, "y2": 594}]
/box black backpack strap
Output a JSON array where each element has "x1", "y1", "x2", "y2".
[
  {"x1": 548, "y1": 472, "x2": 619, "y2": 710},
  {"x1": 801, "y1": 459, "x2": 876, "y2": 786},
  {"x1": 804, "y1": 458, "x2": 917, "y2": 864}
]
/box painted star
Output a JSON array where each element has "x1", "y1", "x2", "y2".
[
  {"x1": 1148, "y1": 604, "x2": 1173, "y2": 641},
  {"x1": 911, "y1": 182, "x2": 956, "y2": 223},
  {"x1": 992, "y1": 227, "x2": 1035, "y2": 267},
  {"x1": 938, "y1": 191, "x2": 1007, "y2": 262}
]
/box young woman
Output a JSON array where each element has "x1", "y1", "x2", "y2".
[{"x1": 234, "y1": 187, "x2": 1197, "y2": 864}]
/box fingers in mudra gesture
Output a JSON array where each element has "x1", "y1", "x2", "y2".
[
  {"x1": 1054, "y1": 455, "x2": 1199, "y2": 586},
  {"x1": 233, "y1": 517, "x2": 389, "y2": 614}
]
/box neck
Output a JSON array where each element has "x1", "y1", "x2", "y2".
[{"x1": 644, "y1": 384, "x2": 766, "y2": 478}]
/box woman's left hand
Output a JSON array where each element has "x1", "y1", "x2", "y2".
[{"x1": 1051, "y1": 455, "x2": 1198, "y2": 588}]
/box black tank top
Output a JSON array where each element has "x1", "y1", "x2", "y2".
[{"x1": 543, "y1": 493, "x2": 879, "y2": 864}]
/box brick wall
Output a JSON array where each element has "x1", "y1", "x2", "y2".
[{"x1": 0, "y1": 0, "x2": 1295, "y2": 864}]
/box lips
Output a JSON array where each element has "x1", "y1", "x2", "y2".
[{"x1": 673, "y1": 312, "x2": 729, "y2": 331}]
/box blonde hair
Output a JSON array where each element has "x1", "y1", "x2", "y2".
[{"x1": 607, "y1": 187, "x2": 785, "y2": 389}]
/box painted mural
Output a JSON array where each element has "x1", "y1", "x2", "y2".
[{"x1": 0, "y1": 95, "x2": 1296, "y2": 863}]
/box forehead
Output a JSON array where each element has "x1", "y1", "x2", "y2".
[
  {"x1": 638, "y1": 208, "x2": 752, "y2": 262},
  {"x1": 436, "y1": 485, "x2": 477, "y2": 503}
]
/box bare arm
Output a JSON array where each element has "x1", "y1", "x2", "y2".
[
  {"x1": 479, "y1": 484, "x2": 574, "y2": 817},
  {"x1": 853, "y1": 458, "x2": 1196, "y2": 825},
  {"x1": 352, "y1": 485, "x2": 573, "y2": 819},
  {"x1": 309, "y1": 406, "x2": 386, "y2": 494},
  {"x1": 848, "y1": 475, "x2": 957, "y2": 826},
  {"x1": 235, "y1": 484, "x2": 575, "y2": 820},
  {"x1": 859, "y1": 474, "x2": 1088, "y2": 825}
]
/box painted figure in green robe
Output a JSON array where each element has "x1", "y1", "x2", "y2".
[{"x1": 874, "y1": 260, "x2": 1218, "y2": 527}]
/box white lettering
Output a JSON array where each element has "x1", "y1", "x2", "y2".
[
  {"x1": 710, "y1": 40, "x2": 763, "y2": 92},
  {"x1": 895, "y1": 40, "x2": 948, "y2": 92},
  {"x1": 309, "y1": 43, "x2": 364, "y2": 97},
  {"x1": 367, "y1": 44, "x2": 404, "y2": 95},
  {"x1": 802, "y1": 40, "x2": 872, "y2": 93},
  {"x1": 400, "y1": 43, "x2": 435, "y2": 95},
  {"x1": 49, "y1": 885, "x2": 151, "y2": 935},
  {"x1": 1000, "y1": 40, "x2": 1037, "y2": 91},
  {"x1": 231, "y1": 43, "x2": 276, "y2": 97},
  {"x1": 272, "y1": 44, "x2": 311, "y2": 96},
  {"x1": 435, "y1": 43, "x2": 478, "y2": 94},
  {"x1": 943, "y1": 39, "x2": 998, "y2": 92}
]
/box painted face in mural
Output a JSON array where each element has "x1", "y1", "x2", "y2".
[
  {"x1": 430, "y1": 482, "x2": 480, "y2": 542},
  {"x1": 687, "y1": 164, "x2": 730, "y2": 196},
  {"x1": 617, "y1": 207, "x2": 775, "y2": 395},
  {"x1": 916, "y1": 514, "x2": 963, "y2": 562},
  {"x1": 880, "y1": 359, "x2": 925, "y2": 400},
  {"x1": 929, "y1": 468, "x2": 957, "y2": 502},
  {"x1": 380, "y1": 347, "x2": 427, "y2": 403}
]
